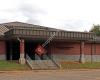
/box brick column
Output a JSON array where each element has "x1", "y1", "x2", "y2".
[
  {"x1": 19, "y1": 39, "x2": 25, "y2": 64},
  {"x1": 79, "y1": 41, "x2": 85, "y2": 63}
]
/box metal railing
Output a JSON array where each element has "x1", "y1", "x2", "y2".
[{"x1": 26, "y1": 54, "x2": 34, "y2": 69}]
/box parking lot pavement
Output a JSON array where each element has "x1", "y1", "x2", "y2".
[{"x1": 0, "y1": 70, "x2": 100, "y2": 80}]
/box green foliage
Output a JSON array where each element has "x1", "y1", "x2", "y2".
[{"x1": 90, "y1": 24, "x2": 100, "y2": 36}]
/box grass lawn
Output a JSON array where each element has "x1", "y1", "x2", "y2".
[
  {"x1": 61, "y1": 61, "x2": 100, "y2": 69},
  {"x1": 0, "y1": 60, "x2": 30, "y2": 71}
]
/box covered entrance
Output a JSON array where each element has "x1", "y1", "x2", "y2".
[
  {"x1": 6, "y1": 39, "x2": 52, "y2": 61},
  {"x1": 25, "y1": 39, "x2": 51, "y2": 60}
]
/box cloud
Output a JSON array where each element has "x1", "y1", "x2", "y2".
[
  {"x1": 0, "y1": 0, "x2": 99, "y2": 31},
  {"x1": 62, "y1": 20, "x2": 93, "y2": 31},
  {"x1": 18, "y1": 3, "x2": 46, "y2": 24},
  {"x1": 0, "y1": 0, "x2": 46, "y2": 24}
]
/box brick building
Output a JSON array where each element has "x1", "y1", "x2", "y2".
[{"x1": 0, "y1": 21, "x2": 99, "y2": 69}]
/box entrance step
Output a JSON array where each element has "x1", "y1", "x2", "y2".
[
  {"x1": 27, "y1": 60, "x2": 59, "y2": 70},
  {"x1": 31, "y1": 61, "x2": 40, "y2": 69},
  {"x1": 43, "y1": 60, "x2": 58, "y2": 69},
  {"x1": 34, "y1": 60, "x2": 49, "y2": 69}
]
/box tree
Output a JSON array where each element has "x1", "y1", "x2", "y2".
[{"x1": 90, "y1": 24, "x2": 100, "y2": 36}]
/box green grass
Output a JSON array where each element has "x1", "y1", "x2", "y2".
[
  {"x1": 61, "y1": 61, "x2": 100, "y2": 69},
  {"x1": 0, "y1": 60, "x2": 30, "y2": 71}
]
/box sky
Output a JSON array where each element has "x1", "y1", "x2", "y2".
[{"x1": 0, "y1": 0, "x2": 100, "y2": 31}]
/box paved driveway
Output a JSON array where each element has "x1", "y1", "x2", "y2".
[{"x1": 0, "y1": 70, "x2": 100, "y2": 80}]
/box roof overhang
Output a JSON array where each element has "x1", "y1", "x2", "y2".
[{"x1": 4, "y1": 28, "x2": 95, "y2": 41}]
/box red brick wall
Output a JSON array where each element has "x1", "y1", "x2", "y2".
[
  {"x1": 51, "y1": 42, "x2": 80, "y2": 55},
  {"x1": 95, "y1": 43, "x2": 100, "y2": 55},
  {"x1": 84, "y1": 43, "x2": 91, "y2": 55},
  {"x1": 0, "y1": 41, "x2": 6, "y2": 54},
  {"x1": 51, "y1": 42, "x2": 100, "y2": 55},
  {"x1": 84, "y1": 43, "x2": 100, "y2": 55}
]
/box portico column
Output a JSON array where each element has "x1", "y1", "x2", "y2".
[
  {"x1": 19, "y1": 39, "x2": 25, "y2": 64},
  {"x1": 79, "y1": 41, "x2": 85, "y2": 63}
]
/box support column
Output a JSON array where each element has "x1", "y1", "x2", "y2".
[
  {"x1": 19, "y1": 39, "x2": 25, "y2": 64},
  {"x1": 79, "y1": 41, "x2": 85, "y2": 63}
]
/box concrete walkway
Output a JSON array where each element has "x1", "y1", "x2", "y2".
[{"x1": 0, "y1": 70, "x2": 100, "y2": 80}]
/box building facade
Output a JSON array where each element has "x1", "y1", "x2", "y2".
[{"x1": 0, "y1": 21, "x2": 99, "y2": 65}]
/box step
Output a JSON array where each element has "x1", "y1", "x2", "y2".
[
  {"x1": 27, "y1": 60, "x2": 40, "y2": 69},
  {"x1": 31, "y1": 61, "x2": 41, "y2": 69},
  {"x1": 42, "y1": 60, "x2": 58, "y2": 69},
  {"x1": 27, "y1": 60, "x2": 58, "y2": 70},
  {"x1": 34, "y1": 60, "x2": 49, "y2": 69},
  {"x1": 43, "y1": 60, "x2": 57, "y2": 67}
]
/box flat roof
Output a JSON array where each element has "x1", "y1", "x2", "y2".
[{"x1": 0, "y1": 21, "x2": 95, "y2": 41}]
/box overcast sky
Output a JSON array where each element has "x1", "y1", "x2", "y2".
[{"x1": 0, "y1": 0, "x2": 100, "y2": 31}]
